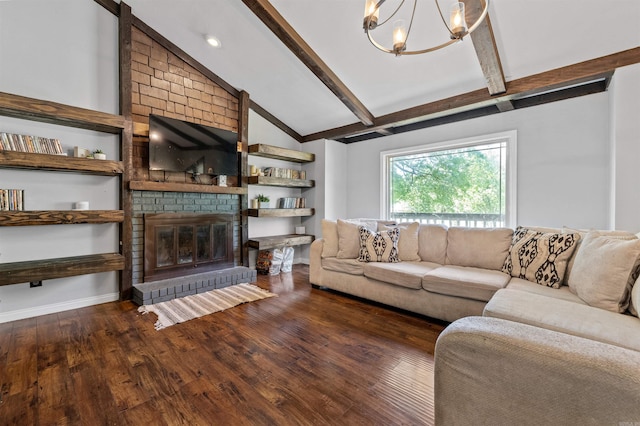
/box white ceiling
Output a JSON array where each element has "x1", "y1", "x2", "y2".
[{"x1": 122, "y1": 0, "x2": 640, "y2": 137}]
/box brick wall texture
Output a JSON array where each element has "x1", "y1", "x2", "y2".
[{"x1": 131, "y1": 27, "x2": 238, "y2": 131}]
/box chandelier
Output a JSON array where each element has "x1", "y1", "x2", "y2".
[{"x1": 363, "y1": 0, "x2": 490, "y2": 56}]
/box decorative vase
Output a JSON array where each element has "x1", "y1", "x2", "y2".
[
  {"x1": 251, "y1": 199, "x2": 259, "y2": 209},
  {"x1": 259, "y1": 202, "x2": 269, "y2": 209},
  {"x1": 94, "y1": 153, "x2": 107, "y2": 160}
]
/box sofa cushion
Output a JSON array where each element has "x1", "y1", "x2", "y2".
[
  {"x1": 321, "y1": 257, "x2": 365, "y2": 276},
  {"x1": 380, "y1": 222, "x2": 420, "y2": 261},
  {"x1": 422, "y1": 265, "x2": 510, "y2": 302},
  {"x1": 484, "y1": 288, "x2": 640, "y2": 352},
  {"x1": 506, "y1": 278, "x2": 587, "y2": 305},
  {"x1": 568, "y1": 232, "x2": 640, "y2": 313},
  {"x1": 418, "y1": 224, "x2": 448, "y2": 264},
  {"x1": 502, "y1": 226, "x2": 580, "y2": 288},
  {"x1": 321, "y1": 219, "x2": 339, "y2": 258},
  {"x1": 336, "y1": 219, "x2": 378, "y2": 259},
  {"x1": 446, "y1": 227, "x2": 513, "y2": 270},
  {"x1": 630, "y1": 277, "x2": 640, "y2": 317},
  {"x1": 562, "y1": 227, "x2": 637, "y2": 285},
  {"x1": 364, "y1": 261, "x2": 441, "y2": 290},
  {"x1": 357, "y1": 226, "x2": 400, "y2": 263}
]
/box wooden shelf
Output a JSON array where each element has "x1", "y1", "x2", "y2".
[
  {"x1": 0, "y1": 210, "x2": 124, "y2": 226},
  {"x1": 0, "y1": 91, "x2": 126, "y2": 133},
  {"x1": 0, "y1": 253, "x2": 125, "y2": 286},
  {"x1": 247, "y1": 234, "x2": 315, "y2": 250},
  {"x1": 248, "y1": 144, "x2": 314, "y2": 163},
  {"x1": 247, "y1": 175, "x2": 314, "y2": 188},
  {"x1": 130, "y1": 180, "x2": 248, "y2": 195},
  {"x1": 0, "y1": 151, "x2": 124, "y2": 175},
  {"x1": 247, "y1": 208, "x2": 314, "y2": 218}
]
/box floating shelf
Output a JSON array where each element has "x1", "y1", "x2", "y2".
[
  {"x1": 247, "y1": 176, "x2": 314, "y2": 188},
  {"x1": 248, "y1": 144, "x2": 314, "y2": 163},
  {"x1": 0, "y1": 91, "x2": 126, "y2": 133},
  {"x1": 247, "y1": 234, "x2": 315, "y2": 250},
  {"x1": 0, "y1": 151, "x2": 124, "y2": 175},
  {"x1": 0, "y1": 253, "x2": 125, "y2": 286},
  {"x1": 0, "y1": 210, "x2": 124, "y2": 226},
  {"x1": 130, "y1": 180, "x2": 247, "y2": 195},
  {"x1": 247, "y1": 208, "x2": 314, "y2": 218}
]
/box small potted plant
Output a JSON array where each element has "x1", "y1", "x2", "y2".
[
  {"x1": 93, "y1": 149, "x2": 107, "y2": 160},
  {"x1": 256, "y1": 194, "x2": 270, "y2": 209}
]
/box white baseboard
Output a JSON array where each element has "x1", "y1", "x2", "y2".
[{"x1": 0, "y1": 292, "x2": 120, "y2": 324}]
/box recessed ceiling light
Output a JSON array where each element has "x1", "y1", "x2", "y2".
[{"x1": 205, "y1": 35, "x2": 221, "y2": 48}]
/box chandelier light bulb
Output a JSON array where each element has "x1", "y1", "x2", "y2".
[
  {"x1": 449, "y1": 2, "x2": 467, "y2": 39},
  {"x1": 363, "y1": 0, "x2": 379, "y2": 29},
  {"x1": 393, "y1": 20, "x2": 407, "y2": 54}
]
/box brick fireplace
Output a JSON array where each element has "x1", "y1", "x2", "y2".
[{"x1": 132, "y1": 190, "x2": 241, "y2": 285}]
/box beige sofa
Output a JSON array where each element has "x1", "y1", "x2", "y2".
[{"x1": 311, "y1": 219, "x2": 640, "y2": 424}]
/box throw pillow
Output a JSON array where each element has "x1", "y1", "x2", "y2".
[
  {"x1": 357, "y1": 226, "x2": 400, "y2": 263},
  {"x1": 380, "y1": 222, "x2": 420, "y2": 261},
  {"x1": 337, "y1": 219, "x2": 377, "y2": 259},
  {"x1": 502, "y1": 226, "x2": 580, "y2": 288},
  {"x1": 567, "y1": 232, "x2": 640, "y2": 313},
  {"x1": 629, "y1": 276, "x2": 640, "y2": 317},
  {"x1": 561, "y1": 226, "x2": 638, "y2": 285},
  {"x1": 321, "y1": 219, "x2": 338, "y2": 258}
]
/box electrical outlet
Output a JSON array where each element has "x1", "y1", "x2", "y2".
[{"x1": 30, "y1": 281, "x2": 42, "y2": 288}]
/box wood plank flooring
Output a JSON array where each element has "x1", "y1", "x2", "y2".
[{"x1": 0, "y1": 265, "x2": 447, "y2": 425}]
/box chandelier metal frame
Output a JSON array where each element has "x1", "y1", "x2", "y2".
[{"x1": 363, "y1": 0, "x2": 491, "y2": 56}]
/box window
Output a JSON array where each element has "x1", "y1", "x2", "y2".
[{"x1": 381, "y1": 131, "x2": 517, "y2": 228}]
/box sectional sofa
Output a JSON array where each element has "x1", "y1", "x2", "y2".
[{"x1": 309, "y1": 218, "x2": 640, "y2": 424}]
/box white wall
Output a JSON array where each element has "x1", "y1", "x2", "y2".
[
  {"x1": 0, "y1": 1, "x2": 119, "y2": 322},
  {"x1": 610, "y1": 63, "x2": 640, "y2": 231},
  {"x1": 344, "y1": 92, "x2": 613, "y2": 230}
]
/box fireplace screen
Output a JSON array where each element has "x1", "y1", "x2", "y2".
[{"x1": 144, "y1": 213, "x2": 234, "y2": 281}]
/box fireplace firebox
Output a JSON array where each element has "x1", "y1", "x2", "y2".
[{"x1": 144, "y1": 213, "x2": 235, "y2": 282}]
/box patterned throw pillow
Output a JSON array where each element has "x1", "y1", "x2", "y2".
[
  {"x1": 357, "y1": 226, "x2": 400, "y2": 263},
  {"x1": 502, "y1": 226, "x2": 580, "y2": 288}
]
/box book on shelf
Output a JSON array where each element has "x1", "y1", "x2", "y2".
[
  {"x1": 261, "y1": 167, "x2": 306, "y2": 180},
  {"x1": 0, "y1": 132, "x2": 63, "y2": 155},
  {"x1": 0, "y1": 189, "x2": 24, "y2": 211},
  {"x1": 277, "y1": 197, "x2": 306, "y2": 209}
]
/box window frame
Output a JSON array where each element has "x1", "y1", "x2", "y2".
[{"x1": 380, "y1": 130, "x2": 518, "y2": 227}]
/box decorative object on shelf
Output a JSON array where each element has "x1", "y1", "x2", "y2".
[
  {"x1": 250, "y1": 165, "x2": 258, "y2": 176},
  {"x1": 74, "y1": 201, "x2": 89, "y2": 210},
  {"x1": 256, "y1": 194, "x2": 270, "y2": 209},
  {"x1": 277, "y1": 197, "x2": 306, "y2": 208},
  {"x1": 250, "y1": 198, "x2": 259, "y2": 209},
  {"x1": 74, "y1": 146, "x2": 91, "y2": 158},
  {"x1": 217, "y1": 175, "x2": 227, "y2": 187},
  {"x1": 93, "y1": 149, "x2": 107, "y2": 160},
  {"x1": 295, "y1": 226, "x2": 305, "y2": 235},
  {"x1": 363, "y1": 0, "x2": 490, "y2": 56}
]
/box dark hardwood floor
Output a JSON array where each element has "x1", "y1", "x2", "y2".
[{"x1": 0, "y1": 265, "x2": 447, "y2": 425}]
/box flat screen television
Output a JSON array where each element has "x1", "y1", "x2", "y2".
[{"x1": 148, "y1": 114, "x2": 238, "y2": 176}]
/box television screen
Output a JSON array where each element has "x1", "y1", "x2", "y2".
[{"x1": 148, "y1": 114, "x2": 238, "y2": 176}]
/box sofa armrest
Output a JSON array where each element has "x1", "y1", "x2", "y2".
[
  {"x1": 309, "y1": 238, "x2": 324, "y2": 286},
  {"x1": 435, "y1": 316, "x2": 640, "y2": 426}
]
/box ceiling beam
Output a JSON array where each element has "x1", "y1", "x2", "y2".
[
  {"x1": 466, "y1": 0, "x2": 506, "y2": 95},
  {"x1": 302, "y1": 47, "x2": 640, "y2": 142},
  {"x1": 241, "y1": 0, "x2": 375, "y2": 127}
]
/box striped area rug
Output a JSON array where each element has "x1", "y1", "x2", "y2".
[{"x1": 138, "y1": 283, "x2": 277, "y2": 330}]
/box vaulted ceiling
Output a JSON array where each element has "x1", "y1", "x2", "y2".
[{"x1": 121, "y1": 0, "x2": 640, "y2": 143}]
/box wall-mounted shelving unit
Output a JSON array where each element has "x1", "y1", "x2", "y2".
[
  {"x1": 247, "y1": 143, "x2": 315, "y2": 250},
  {"x1": 0, "y1": 91, "x2": 130, "y2": 292}
]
